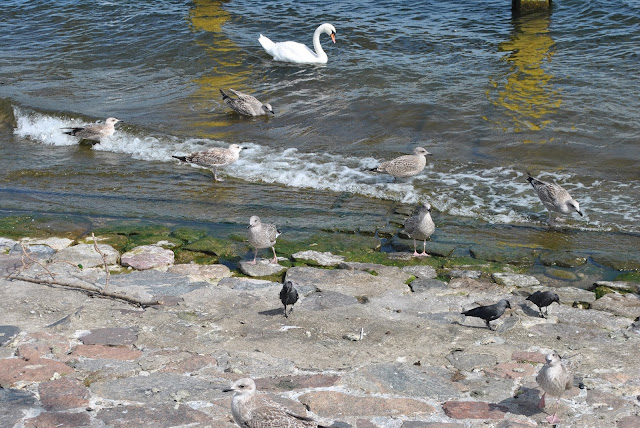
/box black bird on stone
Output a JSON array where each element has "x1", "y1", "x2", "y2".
[
  {"x1": 526, "y1": 290, "x2": 560, "y2": 318},
  {"x1": 279, "y1": 281, "x2": 299, "y2": 318},
  {"x1": 461, "y1": 299, "x2": 511, "y2": 330}
]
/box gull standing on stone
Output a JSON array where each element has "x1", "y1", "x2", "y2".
[
  {"x1": 248, "y1": 215, "x2": 281, "y2": 265},
  {"x1": 526, "y1": 290, "x2": 560, "y2": 318},
  {"x1": 536, "y1": 352, "x2": 573, "y2": 424},
  {"x1": 61, "y1": 117, "x2": 121, "y2": 143},
  {"x1": 280, "y1": 281, "x2": 299, "y2": 318},
  {"x1": 223, "y1": 378, "x2": 329, "y2": 427},
  {"x1": 403, "y1": 202, "x2": 435, "y2": 257},
  {"x1": 461, "y1": 299, "x2": 511, "y2": 330},
  {"x1": 220, "y1": 88, "x2": 274, "y2": 116},
  {"x1": 172, "y1": 143, "x2": 244, "y2": 182},
  {"x1": 527, "y1": 172, "x2": 583, "y2": 226},
  {"x1": 370, "y1": 147, "x2": 432, "y2": 179}
]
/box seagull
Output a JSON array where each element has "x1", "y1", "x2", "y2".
[
  {"x1": 527, "y1": 172, "x2": 583, "y2": 226},
  {"x1": 61, "y1": 117, "x2": 120, "y2": 142},
  {"x1": 280, "y1": 281, "x2": 299, "y2": 318},
  {"x1": 461, "y1": 299, "x2": 511, "y2": 330},
  {"x1": 526, "y1": 290, "x2": 560, "y2": 318},
  {"x1": 220, "y1": 88, "x2": 274, "y2": 117},
  {"x1": 536, "y1": 352, "x2": 573, "y2": 424},
  {"x1": 223, "y1": 378, "x2": 330, "y2": 427},
  {"x1": 247, "y1": 215, "x2": 281, "y2": 265},
  {"x1": 370, "y1": 147, "x2": 432, "y2": 179},
  {"x1": 172, "y1": 143, "x2": 244, "y2": 181},
  {"x1": 403, "y1": 202, "x2": 435, "y2": 257}
]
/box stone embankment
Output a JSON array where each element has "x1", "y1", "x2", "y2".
[{"x1": 0, "y1": 237, "x2": 639, "y2": 427}]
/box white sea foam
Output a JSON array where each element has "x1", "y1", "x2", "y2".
[{"x1": 12, "y1": 107, "x2": 640, "y2": 232}]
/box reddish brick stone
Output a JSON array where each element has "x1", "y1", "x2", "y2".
[
  {"x1": 0, "y1": 357, "x2": 73, "y2": 387},
  {"x1": 299, "y1": 391, "x2": 435, "y2": 418},
  {"x1": 39, "y1": 378, "x2": 90, "y2": 411},
  {"x1": 356, "y1": 420, "x2": 379, "y2": 428},
  {"x1": 511, "y1": 351, "x2": 545, "y2": 364},
  {"x1": 24, "y1": 412, "x2": 90, "y2": 428},
  {"x1": 490, "y1": 362, "x2": 535, "y2": 379},
  {"x1": 71, "y1": 344, "x2": 142, "y2": 361},
  {"x1": 25, "y1": 332, "x2": 72, "y2": 357},
  {"x1": 17, "y1": 343, "x2": 50, "y2": 361},
  {"x1": 160, "y1": 353, "x2": 217, "y2": 373},
  {"x1": 442, "y1": 401, "x2": 508, "y2": 419},
  {"x1": 587, "y1": 389, "x2": 631, "y2": 411},
  {"x1": 618, "y1": 415, "x2": 640, "y2": 428},
  {"x1": 80, "y1": 327, "x2": 137, "y2": 346},
  {"x1": 401, "y1": 423, "x2": 465, "y2": 428}
]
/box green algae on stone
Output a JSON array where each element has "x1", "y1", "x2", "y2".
[
  {"x1": 594, "y1": 286, "x2": 616, "y2": 300},
  {"x1": 614, "y1": 272, "x2": 640, "y2": 283},
  {"x1": 539, "y1": 252, "x2": 587, "y2": 268},
  {"x1": 183, "y1": 236, "x2": 236, "y2": 257},
  {"x1": 174, "y1": 249, "x2": 218, "y2": 265},
  {"x1": 123, "y1": 234, "x2": 183, "y2": 253},
  {"x1": 591, "y1": 253, "x2": 640, "y2": 271},
  {"x1": 0, "y1": 215, "x2": 87, "y2": 240},
  {"x1": 170, "y1": 227, "x2": 208, "y2": 244},
  {"x1": 78, "y1": 234, "x2": 129, "y2": 252},
  {"x1": 469, "y1": 245, "x2": 535, "y2": 266},
  {"x1": 93, "y1": 223, "x2": 171, "y2": 237},
  {"x1": 544, "y1": 268, "x2": 579, "y2": 281}
]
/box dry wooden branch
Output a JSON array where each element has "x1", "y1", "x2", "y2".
[
  {"x1": 8, "y1": 274, "x2": 161, "y2": 307},
  {"x1": 92, "y1": 232, "x2": 110, "y2": 291}
]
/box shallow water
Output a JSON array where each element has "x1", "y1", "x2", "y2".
[{"x1": 0, "y1": 0, "x2": 639, "y2": 240}]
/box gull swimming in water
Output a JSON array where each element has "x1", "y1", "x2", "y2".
[
  {"x1": 527, "y1": 172, "x2": 583, "y2": 226},
  {"x1": 259, "y1": 23, "x2": 337, "y2": 64},
  {"x1": 371, "y1": 147, "x2": 432, "y2": 179},
  {"x1": 220, "y1": 88, "x2": 274, "y2": 116},
  {"x1": 536, "y1": 352, "x2": 573, "y2": 424},
  {"x1": 223, "y1": 378, "x2": 329, "y2": 427},
  {"x1": 248, "y1": 215, "x2": 281, "y2": 265},
  {"x1": 403, "y1": 202, "x2": 435, "y2": 257},
  {"x1": 172, "y1": 143, "x2": 244, "y2": 182},
  {"x1": 61, "y1": 117, "x2": 120, "y2": 143}
]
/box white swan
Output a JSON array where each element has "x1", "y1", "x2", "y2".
[{"x1": 258, "y1": 23, "x2": 336, "y2": 64}]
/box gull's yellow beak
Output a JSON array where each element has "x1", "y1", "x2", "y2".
[{"x1": 331, "y1": 33, "x2": 336, "y2": 44}]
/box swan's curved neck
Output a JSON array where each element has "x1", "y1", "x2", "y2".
[{"x1": 312, "y1": 25, "x2": 328, "y2": 60}]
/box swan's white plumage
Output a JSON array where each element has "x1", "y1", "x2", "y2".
[{"x1": 259, "y1": 23, "x2": 336, "y2": 64}]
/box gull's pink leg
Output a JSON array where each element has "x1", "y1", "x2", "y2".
[
  {"x1": 270, "y1": 247, "x2": 278, "y2": 264},
  {"x1": 538, "y1": 392, "x2": 546, "y2": 409},
  {"x1": 546, "y1": 399, "x2": 560, "y2": 424},
  {"x1": 419, "y1": 240, "x2": 430, "y2": 257},
  {"x1": 412, "y1": 239, "x2": 420, "y2": 257},
  {"x1": 250, "y1": 249, "x2": 258, "y2": 265}
]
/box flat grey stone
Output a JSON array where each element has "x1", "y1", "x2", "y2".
[
  {"x1": 539, "y1": 251, "x2": 587, "y2": 268},
  {"x1": 121, "y1": 245, "x2": 174, "y2": 270},
  {"x1": 11, "y1": 243, "x2": 56, "y2": 258},
  {"x1": 90, "y1": 372, "x2": 227, "y2": 404},
  {"x1": 0, "y1": 237, "x2": 18, "y2": 253},
  {"x1": 292, "y1": 250, "x2": 345, "y2": 266},
  {"x1": 238, "y1": 260, "x2": 287, "y2": 277},
  {"x1": 402, "y1": 265, "x2": 437, "y2": 279},
  {"x1": 446, "y1": 352, "x2": 498, "y2": 372},
  {"x1": 106, "y1": 270, "x2": 210, "y2": 298},
  {"x1": 168, "y1": 263, "x2": 231, "y2": 282},
  {"x1": 591, "y1": 293, "x2": 640, "y2": 318},
  {"x1": 345, "y1": 362, "x2": 461, "y2": 401},
  {"x1": 492, "y1": 272, "x2": 540, "y2": 287},
  {"x1": 555, "y1": 286, "x2": 596, "y2": 304},
  {"x1": 52, "y1": 243, "x2": 119, "y2": 268},
  {"x1": 339, "y1": 261, "x2": 406, "y2": 278},
  {"x1": 593, "y1": 281, "x2": 638, "y2": 293},
  {"x1": 448, "y1": 269, "x2": 482, "y2": 279},
  {"x1": 21, "y1": 237, "x2": 74, "y2": 251},
  {"x1": 218, "y1": 277, "x2": 281, "y2": 291},
  {"x1": 0, "y1": 325, "x2": 20, "y2": 346},
  {"x1": 409, "y1": 278, "x2": 447, "y2": 293},
  {"x1": 299, "y1": 291, "x2": 359, "y2": 311},
  {"x1": 0, "y1": 388, "x2": 37, "y2": 428}
]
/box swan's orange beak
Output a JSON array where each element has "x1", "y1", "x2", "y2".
[{"x1": 330, "y1": 33, "x2": 336, "y2": 44}]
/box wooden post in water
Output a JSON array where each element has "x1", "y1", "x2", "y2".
[{"x1": 512, "y1": 0, "x2": 551, "y2": 15}]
